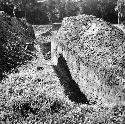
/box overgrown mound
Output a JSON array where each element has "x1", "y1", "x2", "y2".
[
  {"x1": 0, "y1": 13, "x2": 36, "y2": 80},
  {"x1": 54, "y1": 14, "x2": 125, "y2": 106}
]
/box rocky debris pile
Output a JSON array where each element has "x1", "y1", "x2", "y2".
[
  {"x1": 0, "y1": 13, "x2": 36, "y2": 80},
  {"x1": 53, "y1": 14, "x2": 125, "y2": 106}
]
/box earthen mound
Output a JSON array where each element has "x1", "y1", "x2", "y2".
[{"x1": 54, "y1": 14, "x2": 125, "y2": 106}]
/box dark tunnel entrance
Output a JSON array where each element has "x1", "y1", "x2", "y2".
[{"x1": 52, "y1": 54, "x2": 90, "y2": 104}]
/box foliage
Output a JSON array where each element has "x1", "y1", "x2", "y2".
[
  {"x1": 0, "y1": 0, "x2": 122, "y2": 25},
  {"x1": 0, "y1": 14, "x2": 36, "y2": 80}
]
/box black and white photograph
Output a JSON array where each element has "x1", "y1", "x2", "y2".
[{"x1": 0, "y1": 0, "x2": 125, "y2": 123}]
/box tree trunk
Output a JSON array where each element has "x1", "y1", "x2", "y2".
[{"x1": 118, "y1": 12, "x2": 120, "y2": 24}]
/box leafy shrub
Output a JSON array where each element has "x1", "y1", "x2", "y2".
[{"x1": 0, "y1": 13, "x2": 36, "y2": 80}]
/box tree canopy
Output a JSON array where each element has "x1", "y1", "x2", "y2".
[{"x1": 0, "y1": 0, "x2": 124, "y2": 24}]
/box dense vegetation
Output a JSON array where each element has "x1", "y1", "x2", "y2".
[
  {"x1": 0, "y1": 0, "x2": 124, "y2": 24},
  {"x1": 0, "y1": 13, "x2": 36, "y2": 80}
]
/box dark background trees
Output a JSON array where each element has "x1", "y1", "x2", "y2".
[{"x1": 0, "y1": 0, "x2": 124, "y2": 25}]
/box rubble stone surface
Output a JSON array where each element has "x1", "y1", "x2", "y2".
[{"x1": 53, "y1": 14, "x2": 125, "y2": 106}]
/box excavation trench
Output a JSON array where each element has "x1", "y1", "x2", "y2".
[{"x1": 52, "y1": 54, "x2": 90, "y2": 104}]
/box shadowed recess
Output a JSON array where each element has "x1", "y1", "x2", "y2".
[
  {"x1": 40, "y1": 42, "x2": 51, "y2": 60},
  {"x1": 52, "y1": 54, "x2": 90, "y2": 104},
  {"x1": 12, "y1": 102, "x2": 38, "y2": 118}
]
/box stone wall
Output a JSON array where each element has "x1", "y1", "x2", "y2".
[{"x1": 52, "y1": 14, "x2": 125, "y2": 106}]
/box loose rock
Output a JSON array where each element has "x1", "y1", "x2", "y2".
[{"x1": 52, "y1": 14, "x2": 125, "y2": 106}]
